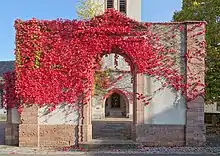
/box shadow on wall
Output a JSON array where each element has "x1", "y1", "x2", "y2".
[
  {"x1": 39, "y1": 103, "x2": 79, "y2": 125},
  {"x1": 144, "y1": 75, "x2": 187, "y2": 125}
]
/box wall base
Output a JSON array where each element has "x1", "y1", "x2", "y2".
[
  {"x1": 134, "y1": 124, "x2": 185, "y2": 146},
  {"x1": 15, "y1": 123, "x2": 207, "y2": 147}
]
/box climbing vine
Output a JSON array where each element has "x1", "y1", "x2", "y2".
[
  {"x1": 3, "y1": 71, "x2": 19, "y2": 109},
  {"x1": 4, "y1": 9, "x2": 206, "y2": 111},
  {"x1": 94, "y1": 69, "x2": 112, "y2": 95}
]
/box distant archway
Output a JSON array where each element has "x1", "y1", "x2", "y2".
[{"x1": 104, "y1": 90, "x2": 130, "y2": 118}]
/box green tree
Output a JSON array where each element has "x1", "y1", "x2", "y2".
[
  {"x1": 76, "y1": 0, "x2": 103, "y2": 20},
  {"x1": 173, "y1": 0, "x2": 220, "y2": 104}
]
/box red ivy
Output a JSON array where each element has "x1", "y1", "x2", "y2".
[
  {"x1": 8, "y1": 9, "x2": 206, "y2": 110},
  {"x1": 3, "y1": 71, "x2": 19, "y2": 108}
]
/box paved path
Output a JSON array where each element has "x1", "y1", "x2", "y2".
[
  {"x1": 0, "y1": 146, "x2": 220, "y2": 155},
  {"x1": 0, "y1": 154, "x2": 218, "y2": 156},
  {"x1": 0, "y1": 135, "x2": 220, "y2": 155}
]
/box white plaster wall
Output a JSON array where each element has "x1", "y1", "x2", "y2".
[
  {"x1": 102, "y1": 54, "x2": 130, "y2": 71},
  {"x1": 39, "y1": 104, "x2": 79, "y2": 125},
  {"x1": 92, "y1": 53, "x2": 132, "y2": 119},
  {"x1": 126, "y1": 0, "x2": 142, "y2": 21},
  {"x1": 94, "y1": 0, "x2": 142, "y2": 21},
  {"x1": 0, "y1": 108, "x2": 7, "y2": 121},
  {"x1": 144, "y1": 76, "x2": 186, "y2": 125},
  {"x1": 0, "y1": 108, "x2": 20, "y2": 123},
  {"x1": 92, "y1": 72, "x2": 133, "y2": 119},
  {"x1": 92, "y1": 96, "x2": 105, "y2": 119},
  {"x1": 205, "y1": 102, "x2": 220, "y2": 113},
  {"x1": 11, "y1": 108, "x2": 20, "y2": 123}
]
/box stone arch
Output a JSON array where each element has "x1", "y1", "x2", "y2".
[
  {"x1": 104, "y1": 89, "x2": 130, "y2": 107},
  {"x1": 95, "y1": 46, "x2": 136, "y2": 74},
  {"x1": 82, "y1": 43, "x2": 146, "y2": 143},
  {"x1": 103, "y1": 89, "x2": 130, "y2": 118}
]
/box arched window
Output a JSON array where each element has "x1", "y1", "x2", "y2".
[
  {"x1": 106, "y1": 0, "x2": 114, "y2": 9},
  {"x1": 119, "y1": 0, "x2": 126, "y2": 14}
]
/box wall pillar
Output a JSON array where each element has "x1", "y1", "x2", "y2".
[
  {"x1": 185, "y1": 22, "x2": 206, "y2": 146},
  {"x1": 186, "y1": 97, "x2": 206, "y2": 146},
  {"x1": 4, "y1": 108, "x2": 19, "y2": 146},
  {"x1": 19, "y1": 105, "x2": 39, "y2": 147},
  {"x1": 133, "y1": 66, "x2": 145, "y2": 141},
  {"x1": 79, "y1": 97, "x2": 92, "y2": 143}
]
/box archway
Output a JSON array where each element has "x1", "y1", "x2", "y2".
[
  {"x1": 104, "y1": 89, "x2": 130, "y2": 118},
  {"x1": 91, "y1": 52, "x2": 135, "y2": 141}
]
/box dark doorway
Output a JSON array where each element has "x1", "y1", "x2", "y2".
[{"x1": 111, "y1": 93, "x2": 120, "y2": 108}]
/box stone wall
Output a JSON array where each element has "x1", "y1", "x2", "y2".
[
  {"x1": 3, "y1": 108, "x2": 20, "y2": 146},
  {"x1": 136, "y1": 124, "x2": 185, "y2": 146},
  {"x1": 19, "y1": 105, "x2": 38, "y2": 147},
  {"x1": 144, "y1": 24, "x2": 186, "y2": 125},
  {"x1": 18, "y1": 104, "x2": 81, "y2": 147},
  {"x1": 92, "y1": 72, "x2": 133, "y2": 119},
  {"x1": 135, "y1": 22, "x2": 206, "y2": 146},
  {"x1": 39, "y1": 125, "x2": 76, "y2": 147},
  {"x1": 92, "y1": 54, "x2": 133, "y2": 120},
  {"x1": 185, "y1": 22, "x2": 206, "y2": 146},
  {"x1": 15, "y1": 22, "x2": 206, "y2": 147},
  {"x1": 186, "y1": 97, "x2": 206, "y2": 146}
]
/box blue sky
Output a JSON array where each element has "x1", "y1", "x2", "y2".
[{"x1": 0, "y1": 0, "x2": 182, "y2": 61}]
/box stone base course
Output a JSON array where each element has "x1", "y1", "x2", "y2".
[
  {"x1": 0, "y1": 123, "x2": 19, "y2": 146},
  {"x1": 135, "y1": 124, "x2": 185, "y2": 146},
  {"x1": 19, "y1": 124, "x2": 78, "y2": 147},
  {"x1": 5, "y1": 123, "x2": 19, "y2": 146},
  {"x1": 39, "y1": 125, "x2": 76, "y2": 147},
  {"x1": 19, "y1": 124, "x2": 38, "y2": 147},
  {"x1": 186, "y1": 96, "x2": 206, "y2": 146}
]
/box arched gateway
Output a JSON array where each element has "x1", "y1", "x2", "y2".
[
  {"x1": 104, "y1": 91, "x2": 129, "y2": 118},
  {"x1": 0, "y1": 8, "x2": 206, "y2": 147}
]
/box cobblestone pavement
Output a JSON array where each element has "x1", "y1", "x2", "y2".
[{"x1": 0, "y1": 135, "x2": 220, "y2": 155}]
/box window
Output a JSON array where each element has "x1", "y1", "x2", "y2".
[
  {"x1": 0, "y1": 89, "x2": 3, "y2": 108},
  {"x1": 106, "y1": 0, "x2": 114, "y2": 9},
  {"x1": 216, "y1": 16, "x2": 220, "y2": 23},
  {"x1": 119, "y1": 0, "x2": 126, "y2": 14}
]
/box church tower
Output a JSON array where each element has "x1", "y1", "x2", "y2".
[
  {"x1": 94, "y1": 0, "x2": 142, "y2": 21},
  {"x1": 91, "y1": 0, "x2": 142, "y2": 120}
]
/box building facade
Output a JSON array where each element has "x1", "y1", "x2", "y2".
[{"x1": 0, "y1": 0, "x2": 206, "y2": 147}]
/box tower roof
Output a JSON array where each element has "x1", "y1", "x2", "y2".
[{"x1": 0, "y1": 61, "x2": 15, "y2": 77}]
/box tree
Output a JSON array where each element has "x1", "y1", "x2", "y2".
[
  {"x1": 173, "y1": 0, "x2": 220, "y2": 104},
  {"x1": 76, "y1": 0, "x2": 103, "y2": 20}
]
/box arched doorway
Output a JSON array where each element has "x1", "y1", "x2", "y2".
[{"x1": 105, "y1": 91, "x2": 129, "y2": 118}]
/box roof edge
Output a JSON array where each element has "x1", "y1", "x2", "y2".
[{"x1": 141, "y1": 21, "x2": 207, "y2": 25}]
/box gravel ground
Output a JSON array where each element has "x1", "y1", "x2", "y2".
[
  {"x1": 0, "y1": 146, "x2": 220, "y2": 155},
  {"x1": 0, "y1": 135, "x2": 220, "y2": 155},
  {"x1": 0, "y1": 154, "x2": 218, "y2": 156}
]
